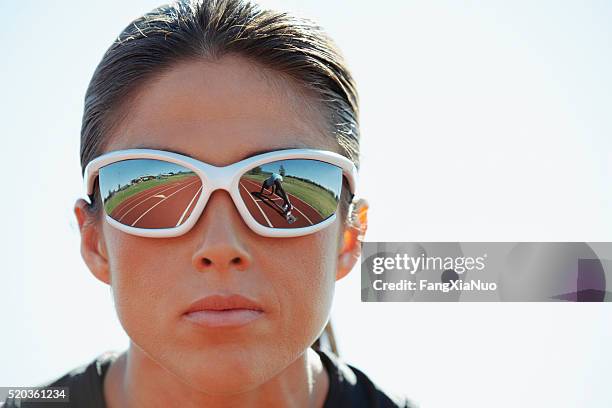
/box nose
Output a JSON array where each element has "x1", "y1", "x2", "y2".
[{"x1": 191, "y1": 190, "x2": 253, "y2": 273}]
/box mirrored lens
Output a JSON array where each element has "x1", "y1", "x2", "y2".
[
  {"x1": 239, "y1": 159, "x2": 342, "y2": 229},
  {"x1": 98, "y1": 159, "x2": 203, "y2": 229}
]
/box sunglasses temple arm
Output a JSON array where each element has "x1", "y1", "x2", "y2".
[{"x1": 82, "y1": 170, "x2": 97, "y2": 206}]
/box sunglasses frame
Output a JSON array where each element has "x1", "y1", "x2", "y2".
[{"x1": 83, "y1": 148, "x2": 358, "y2": 238}]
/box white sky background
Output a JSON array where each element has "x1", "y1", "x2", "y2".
[{"x1": 2, "y1": 1, "x2": 612, "y2": 407}]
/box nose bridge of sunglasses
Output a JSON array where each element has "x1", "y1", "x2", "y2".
[{"x1": 195, "y1": 163, "x2": 239, "y2": 193}]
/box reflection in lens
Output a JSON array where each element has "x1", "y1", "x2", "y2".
[
  {"x1": 238, "y1": 159, "x2": 342, "y2": 229},
  {"x1": 98, "y1": 159, "x2": 203, "y2": 229}
]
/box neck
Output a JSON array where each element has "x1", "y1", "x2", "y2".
[{"x1": 104, "y1": 342, "x2": 329, "y2": 408}]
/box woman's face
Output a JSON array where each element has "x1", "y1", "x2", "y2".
[{"x1": 79, "y1": 56, "x2": 356, "y2": 392}]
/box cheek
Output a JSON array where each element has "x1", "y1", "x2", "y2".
[
  {"x1": 264, "y1": 222, "x2": 341, "y2": 353},
  {"x1": 105, "y1": 231, "x2": 179, "y2": 345}
]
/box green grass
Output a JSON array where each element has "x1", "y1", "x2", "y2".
[
  {"x1": 103, "y1": 173, "x2": 194, "y2": 215},
  {"x1": 242, "y1": 173, "x2": 337, "y2": 218}
]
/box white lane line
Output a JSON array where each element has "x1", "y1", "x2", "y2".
[
  {"x1": 116, "y1": 180, "x2": 191, "y2": 219},
  {"x1": 290, "y1": 205, "x2": 313, "y2": 225},
  {"x1": 117, "y1": 180, "x2": 192, "y2": 222},
  {"x1": 175, "y1": 184, "x2": 203, "y2": 227},
  {"x1": 239, "y1": 182, "x2": 272, "y2": 227},
  {"x1": 131, "y1": 180, "x2": 199, "y2": 227}
]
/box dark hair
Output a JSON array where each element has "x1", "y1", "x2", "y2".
[{"x1": 80, "y1": 0, "x2": 360, "y2": 356}]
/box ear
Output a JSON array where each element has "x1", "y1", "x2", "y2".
[
  {"x1": 74, "y1": 199, "x2": 111, "y2": 285},
  {"x1": 336, "y1": 198, "x2": 369, "y2": 281}
]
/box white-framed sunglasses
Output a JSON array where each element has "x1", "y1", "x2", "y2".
[{"x1": 83, "y1": 148, "x2": 358, "y2": 238}]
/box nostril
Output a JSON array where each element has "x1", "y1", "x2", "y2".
[{"x1": 200, "y1": 257, "x2": 242, "y2": 268}]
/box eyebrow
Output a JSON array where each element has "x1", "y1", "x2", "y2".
[{"x1": 130, "y1": 143, "x2": 311, "y2": 162}]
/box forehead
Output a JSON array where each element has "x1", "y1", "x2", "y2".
[{"x1": 104, "y1": 55, "x2": 340, "y2": 165}]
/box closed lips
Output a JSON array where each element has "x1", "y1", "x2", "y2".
[
  {"x1": 184, "y1": 294, "x2": 264, "y2": 313},
  {"x1": 183, "y1": 294, "x2": 265, "y2": 328}
]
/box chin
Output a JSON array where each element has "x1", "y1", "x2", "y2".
[
  {"x1": 173, "y1": 344, "x2": 272, "y2": 388},
  {"x1": 174, "y1": 354, "x2": 271, "y2": 394}
]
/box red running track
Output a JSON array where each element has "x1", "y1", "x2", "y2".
[
  {"x1": 109, "y1": 176, "x2": 203, "y2": 228},
  {"x1": 107, "y1": 175, "x2": 326, "y2": 229}
]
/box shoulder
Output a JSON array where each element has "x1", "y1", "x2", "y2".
[
  {"x1": 2, "y1": 351, "x2": 119, "y2": 408},
  {"x1": 315, "y1": 348, "x2": 419, "y2": 408},
  {"x1": 43, "y1": 350, "x2": 119, "y2": 387}
]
